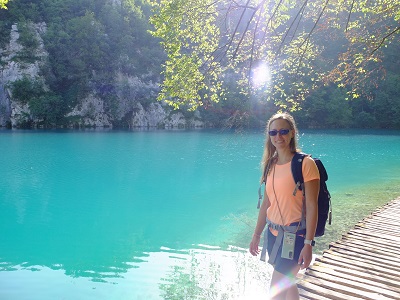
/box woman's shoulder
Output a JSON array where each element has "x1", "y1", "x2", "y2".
[
  {"x1": 303, "y1": 155, "x2": 316, "y2": 164},
  {"x1": 295, "y1": 153, "x2": 316, "y2": 165},
  {"x1": 301, "y1": 154, "x2": 320, "y2": 179}
]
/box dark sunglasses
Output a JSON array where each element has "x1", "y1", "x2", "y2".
[{"x1": 268, "y1": 129, "x2": 290, "y2": 136}]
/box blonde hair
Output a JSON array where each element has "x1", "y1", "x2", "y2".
[{"x1": 260, "y1": 112, "x2": 300, "y2": 182}]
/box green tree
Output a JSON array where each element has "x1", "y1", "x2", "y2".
[
  {"x1": 0, "y1": 0, "x2": 8, "y2": 9},
  {"x1": 371, "y1": 74, "x2": 400, "y2": 128},
  {"x1": 29, "y1": 93, "x2": 65, "y2": 126},
  {"x1": 4, "y1": 0, "x2": 43, "y2": 22},
  {"x1": 293, "y1": 85, "x2": 352, "y2": 128},
  {"x1": 348, "y1": 42, "x2": 400, "y2": 129},
  {"x1": 11, "y1": 77, "x2": 69, "y2": 126},
  {"x1": 10, "y1": 76, "x2": 44, "y2": 104},
  {"x1": 150, "y1": 0, "x2": 400, "y2": 110},
  {"x1": 43, "y1": 11, "x2": 111, "y2": 107}
]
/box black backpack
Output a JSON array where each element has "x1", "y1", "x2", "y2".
[{"x1": 291, "y1": 152, "x2": 332, "y2": 237}]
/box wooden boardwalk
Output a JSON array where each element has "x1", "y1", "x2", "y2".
[{"x1": 298, "y1": 197, "x2": 400, "y2": 300}]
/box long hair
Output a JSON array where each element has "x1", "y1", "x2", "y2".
[{"x1": 260, "y1": 112, "x2": 300, "y2": 183}]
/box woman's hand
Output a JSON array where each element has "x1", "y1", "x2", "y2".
[
  {"x1": 249, "y1": 234, "x2": 261, "y2": 256},
  {"x1": 298, "y1": 244, "x2": 313, "y2": 269}
]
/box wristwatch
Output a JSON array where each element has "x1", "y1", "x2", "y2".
[{"x1": 304, "y1": 239, "x2": 315, "y2": 246}]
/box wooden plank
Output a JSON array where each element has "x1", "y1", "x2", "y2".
[
  {"x1": 354, "y1": 223, "x2": 400, "y2": 237},
  {"x1": 302, "y1": 271, "x2": 400, "y2": 299},
  {"x1": 340, "y1": 234, "x2": 400, "y2": 251},
  {"x1": 368, "y1": 208, "x2": 400, "y2": 218},
  {"x1": 300, "y1": 289, "x2": 333, "y2": 300},
  {"x1": 312, "y1": 257, "x2": 397, "y2": 281},
  {"x1": 364, "y1": 214, "x2": 400, "y2": 222},
  {"x1": 317, "y1": 252, "x2": 400, "y2": 278},
  {"x1": 357, "y1": 225, "x2": 400, "y2": 233},
  {"x1": 307, "y1": 264, "x2": 400, "y2": 290},
  {"x1": 370, "y1": 209, "x2": 400, "y2": 217},
  {"x1": 299, "y1": 281, "x2": 362, "y2": 300},
  {"x1": 364, "y1": 214, "x2": 400, "y2": 225},
  {"x1": 328, "y1": 240, "x2": 400, "y2": 264},
  {"x1": 368, "y1": 214, "x2": 400, "y2": 220},
  {"x1": 342, "y1": 230, "x2": 400, "y2": 249},
  {"x1": 335, "y1": 238, "x2": 399, "y2": 258},
  {"x1": 297, "y1": 198, "x2": 400, "y2": 299},
  {"x1": 343, "y1": 230, "x2": 400, "y2": 246},
  {"x1": 299, "y1": 277, "x2": 393, "y2": 300},
  {"x1": 355, "y1": 220, "x2": 400, "y2": 232},
  {"x1": 348, "y1": 228, "x2": 400, "y2": 243},
  {"x1": 344, "y1": 231, "x2": 400, "y2": 248},
  {"x1": 303, "y1": 267, "x2": 400, "y2": 298},
  {"x1": 326, "y1": 246, "x2": 400, "y2": 270},
  {"x1": 371, "y1": 208, "x2": 400, "y2": 215},
  {"x1": 359, "y1": 218, "x2": 400, "y2": 230},
  {"x1": 312, "y1": 256, "x2": 400, "y2": 283}
]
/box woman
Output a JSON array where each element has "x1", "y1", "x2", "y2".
[{"x1": 249, "y1": 112, "x2": 320, "y2": 300}]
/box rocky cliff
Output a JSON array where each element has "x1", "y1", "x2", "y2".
[{"x1": 0, "y1": 23, "x2": 207, "y2": 129}]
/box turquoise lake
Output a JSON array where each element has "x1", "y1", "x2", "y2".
[{"x1": 1, "y1": 129, "x2": 400, "y2": 299}]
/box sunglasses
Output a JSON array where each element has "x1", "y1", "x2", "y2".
[{"x1": 268, "y1": 129, "x2": 290, "y2": 136}]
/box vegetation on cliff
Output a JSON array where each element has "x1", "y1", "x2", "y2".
[{"x1": 1, "y1": 0, "x2": 164, "y2": 127}]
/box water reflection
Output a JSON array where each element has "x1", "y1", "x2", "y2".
[
  {"x1": 0, "y1": 246, "x2": 271, "y2": 299},
  {"x1": 158, "y1": 246, "x2": 271, "y2": 299}
]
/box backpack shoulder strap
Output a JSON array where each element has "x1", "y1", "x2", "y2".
[{"x1": 291, "y1": 152, "x2": 307, "y2": 193}]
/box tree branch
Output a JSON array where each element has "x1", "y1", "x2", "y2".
[
  {"x1": 224, "y1": 0, "x2": 252, "y2": 59},
  {"x1": 260, "y1": 0, "x2": 284, "y2": 42},
  {"x1": 296, "y1": 0, "x2": 330, "y2": 70},
  {"x1": 370, "y1": 26, "x2": 400, "y2": 56},
  {"x1": 231, "y1": 3, "x2": 259, "y2": 60},
  {"x1": 276, "y1": 0, "x2": 308, "y2": 56},
  {"x1": 345, "y1": 0, "x2": 355, "y2": 32}
]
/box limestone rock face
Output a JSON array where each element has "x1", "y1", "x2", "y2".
[
  {"x1": 131, "y1": 102, "x2": 165, "y2": 128},
  {"x1": 66, "y1": 94, "x2": 113, "y2": 127},
  {"x1": 0, "y1": 23, "x2": 207, "y2": 129},
  {"x1": 130, "y1": 102, "x2": 204, "y2": 128},
  {"x1": 0, "y1": 83, "x2": 11, "y2": 126},
  {"x1": 0, "y1": 23, "x2": 48, "y2": 127},
  {"x1": 10, "y1": 101, "x2": 31, "y2": 127}
]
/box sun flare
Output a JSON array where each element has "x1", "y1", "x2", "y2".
[{"x1": 251, "y1": 62, "x2": 271, "y2": 89}]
